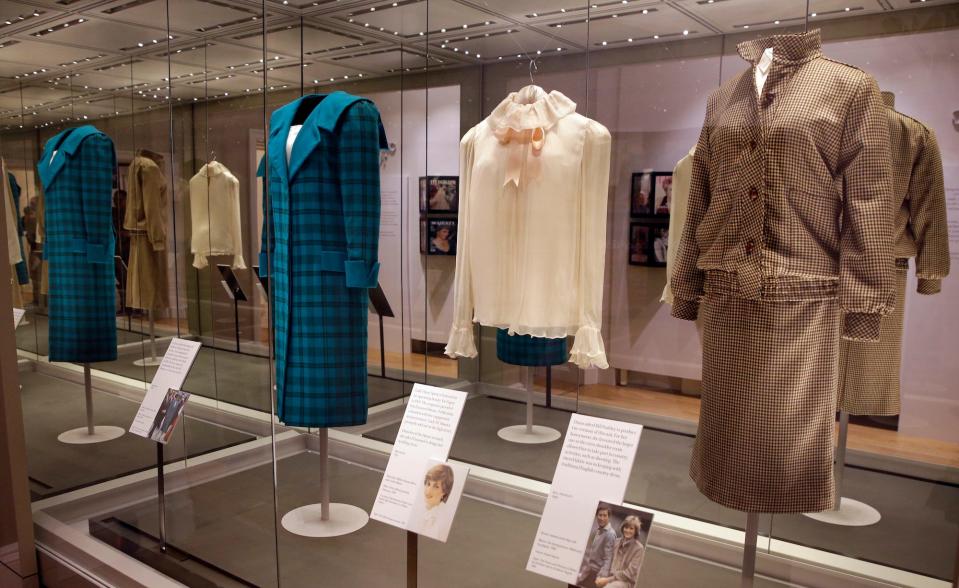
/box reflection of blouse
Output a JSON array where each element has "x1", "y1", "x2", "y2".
[
  {"x1": 446, "y1": 85, "x2": 612, "y2": 369},
  {"x1": 605, "y1": 538, "x2": 645, "y2": 585},
  {"x1": 431, "y1": 238, "x2": 450, "y2": 253},
  {"x1": 189, "y1": 161, "x2": 246, "y2": 270}
]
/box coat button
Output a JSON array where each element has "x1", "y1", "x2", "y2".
[
  {"x1": 749, "y1": 140, "x2": 757, "y2": 150},
  {"x1": 748, "y1": 187, "x2": 759, "y2": 200},
  {"x1": 763, "y1": 93, "x2": 774, "y2": 106},
  {"x1": 745, "y1": 239, "x2": 756, "y2": 254}
]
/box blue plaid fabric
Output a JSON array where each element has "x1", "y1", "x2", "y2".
[
  {"x1": 259, "y1": 93, "x2": 387, "y2": 427},
  {"x1": 496, "y1": 329, "x2": 568, "y2": 366},
  {"x1": 8, "y1": 172, "x2": 28, "y2": 285},
  {"x1": 37, "y1": 126, "x2": 117, "y2": 363}
]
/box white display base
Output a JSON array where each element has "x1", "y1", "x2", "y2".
[
  {"x1": 497, "y1": 425, "x2": 562, "y2": 445},
  {"x1": 57, "y1": 426, "x2": 126, "y2": 445},
  {"x1": 133, "y1": 356, "x2": 163, "y2": 367},
  {"x1": 281, "y1": 503, "x2": 369, "y2": 537},
  {"x1": 802, "y1": 497, "x2": 882, "y2": 527}
]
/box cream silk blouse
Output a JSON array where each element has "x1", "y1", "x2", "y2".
[
  {"x1": 445, "y1": 85, "x2": 612, "y2": 369},
  {"x1": 189, "y1": 161, "x2": 246, "y2": 270}
]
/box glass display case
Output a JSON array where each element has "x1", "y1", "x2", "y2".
[{"x1": 1, "y1": 1, "x2": 956, "y2": 587}]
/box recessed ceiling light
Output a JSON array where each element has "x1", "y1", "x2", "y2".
[
  {"x1": 774, "y1": 20, "x2": 780, "y2": 24},
  {"x1": 601, "y1": 41, "x2": 607, "y2": 45},
  {"x1": 683, "y1": 29, "x2": 689, "y2": 35},
  {"x1": 653, "y1": 34, "x2": 659, "y2": 38},
  {"x1": 627, "y1": 38, "x2": 633, "y2": 42},
  {"x1": 810, "y1": 12, "x2": 817, "y2": 17},
  {"x1": 642, "y1": 9, "x2": 648, "y2": 14},
  {"x1": 743, "y1": 24, "x2": 749, "y2": 28}
]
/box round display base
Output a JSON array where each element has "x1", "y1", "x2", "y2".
[
  {"x1": 133, "y1": 356, "x2": 163, "y2": 367},
  {"x1": 57, "y1": 426, "x2": 126, "y2": 445},
  {"x1": 497, "y1": 424, "x2": 562, "y2": 445},
  {"x1": 802, "y1": 497, "x2": 882, "y2": 527},
  {"x1": 280, "y1": 503, "x2": 369, "y2": 538}
]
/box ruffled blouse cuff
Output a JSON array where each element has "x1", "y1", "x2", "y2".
[
  {"x1": 569, "y1": 326, "x2": 608, "y2": 369},
  {"x1": 445, "y1": 324, "x2": 477, "y2": 359}
]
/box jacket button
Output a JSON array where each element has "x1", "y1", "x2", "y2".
[
  {"x1": 748, "y1": 187, "x2": 759, "y2": 200},
  {"x1": 749, "y1": 140, "x2": 757, "y2": 150},
  {"x1": 745, "y1": 239, "x2": 755, "y2": 254},
  {"x1": 763, "y1": 93, "x2": 774, "y2": 106}
]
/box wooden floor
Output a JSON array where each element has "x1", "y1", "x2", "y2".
[{"x1": 562, "y1": 381, "x2": 959, "y2": 470}]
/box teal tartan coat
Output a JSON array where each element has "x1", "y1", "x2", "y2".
[
  {"x1": 8, "y1": 173, "x2": 28, "y2": 285},
  {"x1": 37, "y1": 126, "x2": 117, "y2": 363},
  {"x1": 258, "y1": 93, "x2": 387, "y2": 427}
]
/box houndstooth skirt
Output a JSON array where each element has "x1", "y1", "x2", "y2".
[
  {"x1": 690, "y1": 273, "x2": 839, "y2": 514},
  {"x1": 837, "y1": 260, "x2": 908, "y2": 416}
]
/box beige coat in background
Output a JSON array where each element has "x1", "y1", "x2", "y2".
[
  {"x1": 189, "y1": 161, "x2": 246, "y2": 270},
  {"x1": 124, "y1": 152, "x2": 168, "y2": 310}
]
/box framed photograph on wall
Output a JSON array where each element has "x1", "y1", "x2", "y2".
[
  {"x1": 651, "y1": 172, "x2": 673, "y2": 216},
  {"x1": 420, "y1": 218, "x2": 458, "y2": 256},
  {"x1": 629, "y1": 221, "x2": 669, "y2": 267},
  {"x1": 630, "y1": 172, "x2": 653, "y2": 217},
  {"x1": 419, "y1": 176, "x2": 459, "y2": 213},
  {"x1": 628, "y1": 223, "x2": 649, "y2": 266}
]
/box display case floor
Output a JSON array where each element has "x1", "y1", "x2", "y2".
[
  {"x1": 20, "y1": 371, "x2": 255, "y2": 499},
  {"x1": 364, "y1": 395, "x2": 959, "y2": 580},
  {"x1": 92, "y1": 346, "x2": 413, "y2": 412},
  {"x1": 100, "y1": 452, "x2": 784, "y2": 588}
]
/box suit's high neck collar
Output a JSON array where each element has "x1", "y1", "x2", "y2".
[{"x1": 738, "y1": 29, "x2": 822, "y2": 66}]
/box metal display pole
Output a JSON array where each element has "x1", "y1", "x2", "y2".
[
  {"x1": 280, "y1": 428, "x2": 369, "y2": 537},
  {"x1": 157, "y1": 442, "x2": 167, "y2": 552},
  {"x1": 407, "y1": 531, "x2": 417, "y2": 588},
  {"x1": 133, "y1": 309, "x2": 162, "y2": 367},
  {"x1": 233, "y1": 296, "x2": 241, "y2": 353},
  {"x1": 379, "y1": 313, "x2": 387, "y2": 378},
  {"x1": 803, "y1": 411, "x2": 881, "y2": 526},
  {"x1": 57, "y1": 364, "x2": 125, "y2": 444},
  {"x1": 497, "y1": 367, "x2": 562, "y2": 444},
  {"x1": 740, "y1": 512, "x2": 759, "y2": 588},
  {"x1": 545, "y1": 366, "x2": 552, "y2": 408}
]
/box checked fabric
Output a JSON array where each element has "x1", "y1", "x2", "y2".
[
  {"x1": 670, "y1": 30, "x2": 894, "y2": 513},
  {"x1": 838, "y1": 105, "x2": 951, "y2": 416},
  {"x1": 496, "y1": 329, "x2": 567, "y2": 367},
  {"x1": 259, "y1": 92, "x2": 388, "y2": 428},
  {"x1": 37, "y1": 126, "x2": 118, "y2": 363}
]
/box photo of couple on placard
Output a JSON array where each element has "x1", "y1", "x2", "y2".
[{"x1": 575, "y1": 502, "x2": 653, "y2": 588}]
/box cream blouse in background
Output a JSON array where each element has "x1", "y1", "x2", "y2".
[
  {"x1": 445, "y1": 85, "x2": 612, "y2": 369},
  {"x1": 660, "y1": 145, "x2": 695, "y2": 304},
  {"x1": 189, "y1": 161, "x2": 246, "y2": 270}
]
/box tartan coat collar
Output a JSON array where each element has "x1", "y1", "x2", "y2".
[
  {"x1": 38, "y1": 125, "x2": 103, "y2": 189},
  {"x1": 267, "y1": 92, "x2": 388, "y2": 183},
  {"x1": 737, "y1": 29, "x2": 822, "y2": 67}
]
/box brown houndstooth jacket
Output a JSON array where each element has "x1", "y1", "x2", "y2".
[
  {"x1": 671, "y1": 30, "x2": 895, "y2": 341},
  {"x1": 885, "y1": 100, "x2": 951, "y2": 292}
]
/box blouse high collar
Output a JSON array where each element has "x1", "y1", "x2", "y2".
[
  {"x1": 738, "y1": 29, "x2": 822, "y2": 66},
  {"x1": 487, "y1": 85, "x2": 576, "y2": 133}
]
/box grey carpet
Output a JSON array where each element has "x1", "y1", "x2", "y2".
[
  {"x1": 20, "y1": 371, "x2": 255, "y2": 498},
  {"x1": 91, "y1": 347, "x2": 411, "y2": 413},
  {"x1": 15, "y1": 311, "x2": 144, "y2": 356},
  {"x1": 364, "y1": 396, "x2": 958, "y2": 580},
  {"x1": 107, "y1": 452, "x2": 783, "y2": 588}
]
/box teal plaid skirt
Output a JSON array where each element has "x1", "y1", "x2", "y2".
[{"x1": 496, "y1": 330, "x2": 567, "y2": 367}]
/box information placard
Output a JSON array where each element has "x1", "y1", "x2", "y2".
[
  {"x1": 370, "y1": 384, "x2": 468, "y2": 542},
  {"x1": 526, "y1": 414, "x2": 643, "y2": 584},
  {"x1": 129, "y1": 338, "x2": 202, "y2": 438},
  {"x1": 12, "y1": 308, "x2": 25, "y2": 328}
]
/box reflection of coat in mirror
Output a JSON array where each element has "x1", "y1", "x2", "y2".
[
  {"x1": 6, "y1": 170, "x2": 29, "y2": 285},
  {"x1": 37, "y1": 126, "x2": 117, "y2": 362},
  {"x1": 124, "y1": 151, "x2": 169, "y2": 311},
  {"x1": 258, "y1": 92, "x2": 388, "y2": 427}
]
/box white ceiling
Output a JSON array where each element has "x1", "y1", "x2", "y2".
[{"x1": 0, "y1": 0, "x2": 954, "y2": 128}]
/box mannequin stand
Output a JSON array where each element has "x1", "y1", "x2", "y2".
[
  {"x1": 280, "y1": 428, "x2": 369, "y2": 537},
  {"x1": 497, "y1": 368, "x2": 562, "y2": 444},
  {"x1": 803, "y1": 411, "x2": 881, "y2": 526},
  {"x1": 740, "y1": 512, "x2": 759, "y2": 587},
  {"x1": 133, "y1": 309, "x2": 163, "y2": 367},
  {"x1": 57, "y1": 364, "x2": 125, "y2": 444}
]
